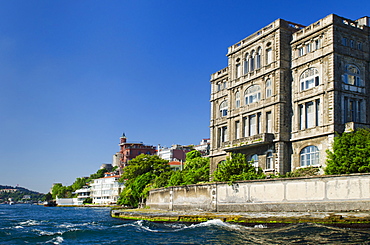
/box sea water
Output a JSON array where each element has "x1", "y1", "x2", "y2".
[{"x1": 1, "y1": 204, "x2": 370, "y2": 244}]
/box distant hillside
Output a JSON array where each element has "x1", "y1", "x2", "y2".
[{"x1": 0, "y1": 185, "x2": 44, "y2": 203}]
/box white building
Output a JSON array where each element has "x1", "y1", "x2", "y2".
[
  {"x1": 75, "y1": 186, "x2": 91, "y2": 204},
  {"x1": 90, "y1": 173, "x2": 124, "y2": 204}
]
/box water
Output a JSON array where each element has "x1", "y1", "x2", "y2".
[{"x1": 1, "y1": 204, "x2": 370, "y2": 244}]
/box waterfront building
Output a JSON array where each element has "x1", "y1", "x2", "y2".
[
  {"x1": 113, "y1": 133, "x2": 157, "y2": 170},
  {"x1": 89, "y1": 172, "x2": 124, "y2": 204},
  {"x1": 193, "y1": 138, "x2": 211, "y2": 157},
  {"x1": 75, "y1": 186, "x2": 91, "y2": 204},
  {"x1": 157, "y1": 144, "x2": 191, "y2": 162},
  {"x1": 209, "y1": 14, "x2": 370, "y2": 175}
]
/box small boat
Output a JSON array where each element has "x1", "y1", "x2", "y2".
[{"x1": 43, "y1": 201, "x2": 57, "y2": 207}]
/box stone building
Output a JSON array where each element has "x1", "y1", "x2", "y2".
[{"x1": 209, "y1": 14, "x2": 370, "y2": 175}]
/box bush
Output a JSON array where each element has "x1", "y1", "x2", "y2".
[{"x1": 325, "y1": 128, "x2": 370, "y2": 175}]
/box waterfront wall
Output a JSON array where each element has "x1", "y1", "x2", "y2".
[
  {"x1": 56, "y1": 197, "x2": 80, "y2": 206},
  {"x1": 146, "y1": 173, "x2": 370, "y2": 212}
]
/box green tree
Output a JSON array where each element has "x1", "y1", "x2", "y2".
[
  {"x1": 212, "y1": 153, "x2": 265, "y2": 182},
  {"x1": 83, "y1": 197, "x2": 93, "y2": 204},
  {"x1": 167, "y1": 151, "x2": 210, "y2": 186},
  {"x1": 118, "y1": 154, "x2": 171, "y2": 207},
  {"x1": 325, "y1": 128, "x2": 370, "y2": 175},
  {"x1": 186, "y1": 150, "x2": 202, "y2": 160},
  {"x1": 71, "y1": 177, "x2": 88, "y2": 191}
]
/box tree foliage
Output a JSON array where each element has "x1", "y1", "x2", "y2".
[
  {"x1": 325, "y1": 128, "x2": 370, "y2": 175},
  {"x1": 0, "y1": 185, "x2": 44, "y2": 202},
  {"x1": 118, "y1": 154, "x2": 171, "y2": 207},
  {"x1": 51, "y1": 167, "x2": 110, "y2": 199},
  {"x1": 168, "y1": 155, "x2": 210, "y2": 186},
  {"x1": 212, "y1": 153, "x2": 265, "y2": 182}
]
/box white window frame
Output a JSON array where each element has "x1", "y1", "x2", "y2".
[
  {"x1": 235, "y1": 91, "x2": 240, "y2": 108},
  {"x1": 300, "y1": 68, "x2": 320, "y2": 91},
  {"x1": 342, "y1": 64, "x2": 363, "y2": 87},
  {"x1": 265, "y1": 79, "x2": 272, "y2": 98},
  {"x1": 266, "y1": 48, "x2": 272, "y2": 64},
  {"x1": 266, "y1": 152, "x2": 273, "y2": 169},
  {"x1": 244, "y1": 53, "x2": 249, "y2": 74},
  {"x1": 300, "y1": 146, "x2": 319, "y2": 167},
  {"x1": 245, "y1": 85, "x2": 261, "y2": 105},
  {"x1": 249, "y1": 154, "x2": 259, "y2": 169},
  {"x1": 219, "y1": 100, "x2": 228, "y2": 117},
  {"x1": 256, "y1": 47, "x2": 261, "y2": 69}
]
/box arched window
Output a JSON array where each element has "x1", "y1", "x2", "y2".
[
  {"x1": 256, "y1": 47, "x2": 261, "y2": 69},
  {"x1": 300, "y1": 145, "x2": 319, "y2": 167},
  {"x1": 235, "y1": 91, "x2": 240, "y2": 108},
  {"x1": 249, "y1": 154, "x2": 259, "y2": 168},
  {"x1": 244, "y1": 53, "x2": 249, "y2": 74},
  {"x1": 219, "y1": 100, "x2": 228, "y2": 117},
  {"x1": 342, "y1": 64, "x2": 363, "y2": 86},
  {"x1": 250, "y1": 50, "x2": 255, "y2": 71},
  {"x1": 245, "y1": 85, "x2": 261, "y2": 105},
  {"x1": 265, "y1": 79, "x2": 272, "y2": 98},
  {"x1": 300, "y1": 68, "x2": 319, "y2": 91},
  {"x1": 266, "y1": 152, "x2": 273, "y2": 169}
]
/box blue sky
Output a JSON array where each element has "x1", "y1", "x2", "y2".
[{"x1": 0, "y1": 0, "x2": 368, "y2": 193}]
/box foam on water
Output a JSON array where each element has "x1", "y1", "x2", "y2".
[{"x1": 19, "y1": 219, "x2": 42, "y2": 226}]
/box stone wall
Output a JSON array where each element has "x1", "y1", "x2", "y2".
[{"x1": 146, "y1": 173, "x2": 370, "y2": 212}]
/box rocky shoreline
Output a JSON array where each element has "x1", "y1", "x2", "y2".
[{"x1": 111, "y1": 208, "x2": 370, "y2": 227}]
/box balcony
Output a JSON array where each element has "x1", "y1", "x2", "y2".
[{"x1": 222, "y1": 133, "x2": 274, "y2": 151}]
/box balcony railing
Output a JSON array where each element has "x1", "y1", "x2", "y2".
[{"x1": 222, "y1": 133, "x2": 274, "y2": 151}]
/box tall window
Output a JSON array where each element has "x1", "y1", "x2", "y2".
[
  {"x1": 314, "y1": 39, "x2": 321, "y2": 50},
  {"x1": 358, "y1": 42, "x2": 363, "y2": 50},
  {"x1": 256, "y1": 48, "x2": 261, "y2": 69},
  {"x1": 298, "y1": 47, "x2": 304, "y2": 57},
  {"x1": 306, "y1": 102, "x2": 314, "y2": 128},
  {"x1": 266, "y1": 112, "x2": 272, "y2": 133},
  {"x1": 218, "y1": 126, "x2": 228, "y2": 146},
  {"x1": 265, "y1": 79, "x2": 272, "y2": 98},
  {"x1": 342, "y1": 37, "x2": 347, "y2": 46},
  {"x1": 300, "y1": 68, "x2": 319, "y2": 91},
  {"x1": 245, "y1": 85, "x2": 261, "y2": 105},
  {"x1": 299, "y1": 105, "x2": 304, "y2": 130},
  {"x1": 342, "y1": 64, "x2": 363, "y2": 86},
  {"x1": 249, "y1": 115, "x2": 257, "y2": 136},
  {"x1": 344, "y1": 97, "x2": 363, "y2": 123},
  {"x1": 315, "y1": 99, "x2": 320, "y2": 126},
  {"x1": 219, "y1": 100, "x2": 228, "y2": 117},
  {"x1": 243, "y1": 117, "x2": 248, "y2": 137},
  {"x1": 300, "y1": 146, "x2": 319, "y2": 167},
  {"x1": 266, "y1": 152, "x2": 273, "y2": 169},
  {"x1": 249, "y1": 154, "x2": 259, "y2": 168},
  {"x1": 305, "y1": 43, "x2": 311, "y2": 53},
  {"x1": 235, "y1": 121, "x2": 240, "y2": 139},
  {"x1": 244, "y1": 53, "x2": 249, "y2": 74},
  {"x1": 250, "y1": 50, "x2": 255, "y2": 71},
  {"x1": 266, "y1": 48, "x2": 272, "y2": 64},
  {"x1": 235, "y1": 91, "x2": 240, "y2": 108},
  {"x1": 235, "y1": 63, "x2": 241, "y2": 78},
  {"x1": 299, "y1": 99, "x2": 320, "y2": 130}
]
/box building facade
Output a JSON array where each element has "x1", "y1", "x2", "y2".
[
  {"x1": 113, "y1": 133, "x2": 157, "y2": 170},
  {"x1": 209, "y1": 14, "x2": 370, "y2": 175},
  {"x1": 157, "y1": 144, "x2": 191, "y2": 162},
  {"x1": 89, "y1": 172, "x2": 124, "y2": 205}
]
